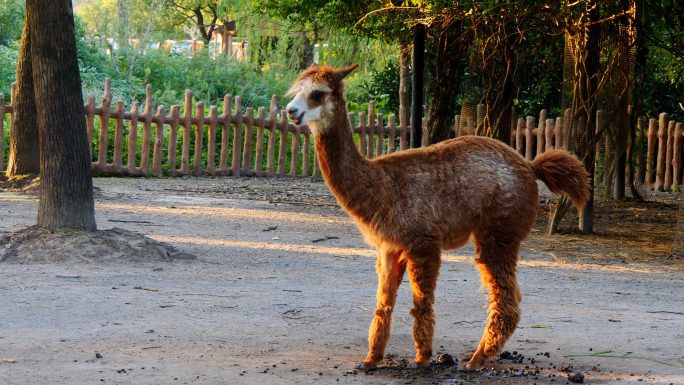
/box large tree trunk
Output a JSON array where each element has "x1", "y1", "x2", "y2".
[
  {"x1": 398, "y1": 37, "x2": 410, "y2": 126},
  {"x1": 425, "y1": 26, "x2": 463, "y2": 145},
  {"x1": 492, "y1": 21, "x2": 518, "y2": 142},
  {"x1": 410, "y1": 24, "x2": 425, "y2": 148},
  {"x1": 29, "y1": 0, "x2": 97, "y2": 231},
  {"x1": 579, "y1": 0, "x2": 601, "y2": 234},
  {"x1": 6, "y1": 12, "x2": 40, "y2": 177}
]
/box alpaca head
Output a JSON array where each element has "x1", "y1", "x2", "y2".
[{"x1": 286, "y1": 63, "x2": 359, "y2": 134}]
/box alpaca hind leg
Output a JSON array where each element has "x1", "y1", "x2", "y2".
[
  {"x1": 465, "y1": 239, "x2": 522, "y2": 370},
  {"x1": 406, "y1": 248, "x2": 441, "y2": 368},
  {"x1": 356, "y1": 247, "x2": 406, "y2": 370}
]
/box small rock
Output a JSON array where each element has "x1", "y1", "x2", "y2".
[
  {"x1": 169, "y1": 252, "x2": 197, "y2": 260},
  {"x1": 95, "y1": 352, "x2": 103, "y2": 359},
  {"x1": 152, "y1": 267, "x2": 163, "y2": 272},
  {"x1": 568, "y1": 372, "x2": 585, "y2": 383},
  {"x1": 0, "y1": 234, "x2": 11, "y2": 245},
  {"x1": 436, "y1": 353, "x2": 455, "y2": 366}
]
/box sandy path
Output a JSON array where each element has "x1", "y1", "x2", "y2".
[{"x1": 0, "y1": 177, "x2": 682, "y2": 384}]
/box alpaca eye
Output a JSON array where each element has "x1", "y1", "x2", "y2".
[{"x1": 310, "y1": 91, "x2": 324, "y2": 102}]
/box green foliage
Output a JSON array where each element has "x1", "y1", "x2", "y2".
[
  {"x1": 345, "y1": 61, "x2": 402, "y2": 118},
  {"x1": 0, "y1": 0, "x2": 24, "y2": 46},
  {"x1": 640, "y1": 46, "x2": 684, "y2": 121},
  {"x1": 0, "y1": 43, "x2": 18, "y2": 102}
]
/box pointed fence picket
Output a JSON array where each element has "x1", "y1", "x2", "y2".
[{"x1": 0, "y1": 79, "x2": 681, "y2": 193}]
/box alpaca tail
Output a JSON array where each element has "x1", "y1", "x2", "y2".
[{"x1": 531, "y1": 150, "x2": 591, "y2": 209}]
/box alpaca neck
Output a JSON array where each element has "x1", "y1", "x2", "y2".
[{"x1": 312, "y1": 101, "x2": 379, "y2": 218}]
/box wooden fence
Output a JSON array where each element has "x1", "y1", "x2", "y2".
[{"x1": 0, "y1": 79, "x2": 682, "y2": 192}]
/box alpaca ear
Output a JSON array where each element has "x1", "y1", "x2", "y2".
[{"x1": 332, "y1": 63, "x2": 359, "y2": 82}]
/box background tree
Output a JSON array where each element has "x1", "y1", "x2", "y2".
[
  {"x1": 6, "y1": 11, "x2": 39, "y2": 177},
  {"x1": 26, "y1": 0, "x2": 97, "y2": 230}
]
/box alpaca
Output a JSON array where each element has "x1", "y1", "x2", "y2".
[{"x1": 285, "y1": 64, "x2": 590, "y2": 371}]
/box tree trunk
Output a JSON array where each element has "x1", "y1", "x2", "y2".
[
  {"x1": 7, "y1": 12, "x2": 40, "y2": 177},
  {"x1": 29, "y1": 0, "x2": 97, "y2": 231},
  {"x1": 410, "y1": 24, "x2": 425, "y2": 148},
  {"x1": 300, "y1": 25, "x2": 319, "y2": 70},
  {"x1": 398, "y1": 37, "x2": 410, "y2": 126},
  {"x1": 579, "y1": 0, "x2": 601, "y2": 234},
  {"x1": 493, "y1": 21, "x2": 518, "y2": 142},
  {"x1": 425, "y1": 26, "x2": 463, "y2": 145}
]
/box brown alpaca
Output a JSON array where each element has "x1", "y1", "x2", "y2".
[{"x1": 285, "y1": 64, "x2": 590, "y2": 371}]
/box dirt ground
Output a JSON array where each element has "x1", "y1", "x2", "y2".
[{"x1": 0, "y1": 176, "x2": 683, "y2": 385}]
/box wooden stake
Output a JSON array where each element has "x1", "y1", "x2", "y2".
[
  {"x1": 231, "y1": 96, "x2": 243, "y2": 176},
  {"x1": 151, "y1": 105, "x2": 165, "y2": 176},
  {"x1": 127, "y1": 101, "x2": 139, "y2": 173},
  {"x1": 193, "y1": 101, "x2": 205, "y2": 176}
]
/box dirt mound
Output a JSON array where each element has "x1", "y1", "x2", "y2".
[
  {"x1": 0, "y1": 226, "x2": 196, "y2": 264},
  {"x1": 1, "y1": 174, "x2": 41, "y2": 194}
]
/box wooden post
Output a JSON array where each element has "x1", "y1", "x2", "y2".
[
  {"x1": 0, "y1": 94, "x2": 4, "y2": 171},
  {"x1": 151, "y1": 105, "x2": 165, "y2": 176},
  {"x1": 302, "y1": 127, "x2": 310, "y2": 176},
  {"x1": 387, "y1": 114, "x2": 396, "y2": 154},
  {"x1": 230, "y1": 96, "x2": 243, "y2": 176},
  {"x1": 467, "y1": 116, "x2": 475, "y2": 136},
  {"x1": 241, "y1": 107, "x2": 254, "y2": 172},
  {"x1": 562, "y1": 108, "x2": 572, "y2": 151},
  {"x1": 193, "y1": 101, "x2": 205, "y2": 176},
  {"x1": 127, "y1": 101, "x2": 139, "y2": 173},
  {"x1": 476, "y1": 104, "x2": 485, "y2": 135},
  {"x1": 277, "y1": 110, "x2": 288, "y2": 174},
  {"x1": 140, "y1": 84, "x2": 153, "y2": 174},
  {"x1": 645, "y1": 118, "x2": 657, "y2": 190},
  {"x1": 554, "y1": 117, "x2": 561, "y2": 150},
  {"x1": 266, "y1": 95, "x2": 277, "y2": 175},
  {"x1": 516, "y1": 118, "x2": 524, "y2": 156},
  {"x1": 219, "y1": 95, "x2": 231, "y2": 173},
  {"x1": 525, "y1": 116, "x2": 535, "y2": 161},
  {"x1": 180, "y1": 90, "x2": 192, "y2": 174},
  {"x1": 673, "y1": 122, "x2": 684, "y2": 191},
  {"x1": 312, "y1": 142, "x2": 320, "y2": 178},
  {"x1": 376, "y1": 113, "x2": 384, "y2": 157},
  {"x1": 254, "y1": 107, "x2": 266, "y2": 175},
  {"x1": 454, "y1": 115, "x2": 461, "y2": 139},
  {"x1": 289, "y1": 124, "x2": 300, "y2": 176},
  {"x1": 168, "y1": 105, "x2": 180, "y2": 175},
  {"x1": 206, "y1": 106, "x2": 218, "y2": 173},
  {"x1": 358, "y1": 111, "x2": 367, "y2": 155},
  {"x1": 536, "y1": 109, "x2": 546, "y2": 156},
  {"x1": 96, "y1": 78, "x2": 112, "y2": 169},
  {"x1": 635, "y1": 116, "x2": 646, "y2": 184},
  {"x1": 112, "y1": 100, "x2": 124, "y2": 170},
  {"x1": 545, "y1": 118, "x2": 555, "y2": 152},
  {"x1": 654, "y1": 113, "x2": 669, "y2": 191},
  {"x1": 367, "y1": 101, "x2": 375, "y2": 158},
  {"x1": 664, "y1": 120, "x2": 676, "y2": 191},
  {"x1": 84, "y1": 94, "x2": 96, "y2": 158},
  {"x1": 399, "y1": 105, "x2": 407, "y2": 151}
]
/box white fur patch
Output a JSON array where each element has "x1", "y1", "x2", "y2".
[{"x1": 285, "y1": 78, "x2": 334, "y2": 128}]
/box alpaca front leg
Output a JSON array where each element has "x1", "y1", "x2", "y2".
[
  {"x1": 356, "y1": 248, "x2": 405, "y2": 370},
  {"x1": 406, "y1": 250, "x2": 441, "y2": 369}
]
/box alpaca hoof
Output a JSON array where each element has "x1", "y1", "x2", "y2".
[
  {"x1": 458, "y1": 363, "x2": 478, "y2": 372},
  {"x1": 355, "y1": 362, "x2": 377, "y2": 371},
  {"x1": 409, "y1": 360, "x2": 430, "y2": 369},
  {"x1": 463, "y1": 354, "x2": 487, "y2": 370}
]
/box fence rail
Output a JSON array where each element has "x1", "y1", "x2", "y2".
[{"x1": 1, "y1": 79, "x2": 682, "y2": 193}]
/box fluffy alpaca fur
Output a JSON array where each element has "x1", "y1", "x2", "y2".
[{"x1": 286, "y1": 64, "x2": 590, "y2": 371}]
